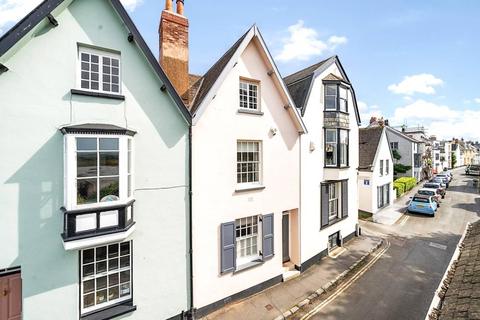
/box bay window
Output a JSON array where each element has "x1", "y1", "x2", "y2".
[
  {"x1": 324, "y1": 83, "x2": 349, "y2": 112},
  {"x1": 325, "y1": 129, "x2": 349, "y2": 167}
]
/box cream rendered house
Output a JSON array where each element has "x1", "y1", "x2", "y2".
[
  {"x1": 358, "y1": 126, "x2": 394, "y2": 215},
  {"x1": 285, "y1": 56, "x2": 361, "y2": 271},
  {"x1": 156, "y1": 8, "x2": 307, "y2": 314}
]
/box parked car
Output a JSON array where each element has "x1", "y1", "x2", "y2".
[
  {"x1": 407, "y1": 195, "x2": 438, "y2": 216},
  {"x1": 436, "y1": 172, "x2": 451, "y2": 182},
  {"x1": 431, "y1": 176, "x2": 449, "y2": 188},
  {"x1": 423, "y1": 182, "x2": 446, "y2": 198},
  {"x1": 417, "y1": 188, "x2": 441, "y2": 206},
  {"x1": 466, "y1": 165, "x2": 480, "y2": 176}
]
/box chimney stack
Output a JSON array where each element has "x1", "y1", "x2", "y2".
[{"x1": 159, "y1": 0, "x2": 189, "y2": 101}]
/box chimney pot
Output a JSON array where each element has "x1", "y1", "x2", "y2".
[
  {"x1": 165, "y1": 0, "x2": 173, "y2": 11},
  {"x1": 176, "y1": 0, "x2": 184, "y2": 15}
]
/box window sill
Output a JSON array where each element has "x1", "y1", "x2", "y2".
[
  {"x1": 323, "y1": 110, "x2": 350, "y2": 115},
  {"x1": 80, "y1": 301, "x2": 136, "y2": 320},
  {"x1": 71, "y1": 89, "x2": 125, "y2": 101},
  {"x1": 235, "y1": 185, "x2": 265, "y2": 193},
  {"x1": 237, "y1": 109, "x2": 264, "y2": 116},
  {"x1": 234, "y1": 259, "x2": 264, "y2": 274},
  {"x1": 324, "y1": 166, "x2": 350, "y2": 169},
  {"x1": 321, "y1": 216, "x2": 348, "y2": 230}
]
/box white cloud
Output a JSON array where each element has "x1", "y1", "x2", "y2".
[
  {"x1": 275, "y1": 20, "x2": 347, "y2": 63},
  {"x1": 358, "y1": 101, "x2": 383, "y2": 126},
  {"x1": 389, "y1": 99, "x2": 480, "y2": 140},
  {"x1": 120, "y1": 0, "x2": 143, "y2": 11},
  {"x1": 0, "y1": 0, "x2": 142, "y2": 35},
  {"x1": 388, "y1": 73, "x2": 443, "y2": 95},
  {"x1": 474, "y1": 98, "x2": 480, "y2": 104}
]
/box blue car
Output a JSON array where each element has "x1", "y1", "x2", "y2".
[{"x1": 407, "y1": 195, "x2": 437, "y2": 216}]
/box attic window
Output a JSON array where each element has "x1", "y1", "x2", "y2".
[
  {"x1": 239, "y1": 79, "x2": 259, "y2": 110},
  {"x1": 324, "y1": 83, "x2": 349, "y2": 113},
  {"x1": 79, "y1": 47, "x2": 121, "y2": 94}
]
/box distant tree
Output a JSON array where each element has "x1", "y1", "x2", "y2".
[
  {"x1": 452, "y1": 152, "x2": 457, "y2": 167},
  {"x1": 392, "y1": 149, "x2": 402, "y2": 162},
  {"x1": 394, "y1": 164, "x2": 412, "y2": 175}
]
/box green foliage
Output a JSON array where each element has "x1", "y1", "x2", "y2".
[
  {"x1": 393, "y1": 182, "x2": 405, "y2": 197},
  {"x1": 394, "y1": 177, "x2": 417, "y2": 194},
  {"x1": 451, "y1": 152, "x2": 457, "y2": 167},
  {"x1": 392, "y1": 149, "x2": 402, "y2": 161},
  {"x1": 394, "y1": 163, "x2": 412, "y2": 174}
]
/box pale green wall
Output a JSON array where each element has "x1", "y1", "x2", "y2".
[{"x1": 0, "y1": 1, "x2": 190, "y2": 319}]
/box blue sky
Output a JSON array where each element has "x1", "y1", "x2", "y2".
[{"x1": 1, "y1": 0, "x2": 479, "y2": 140}]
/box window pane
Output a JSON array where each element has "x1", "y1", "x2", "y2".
[
  {"x1": 108, "y1": 258, "x2": 118, "y2": 271},
  {"x1": 326, "y1": 130, "x2": 337, "y2": 143},
  {"x1": 120, "y1": 256, "x2": 130, "y2": 268},
  {"x1": 91, "y1": 55, "x2": 99, "y2": 63},
  {"x1": 108, "y1": 273, "x2": 119, "y2": 286},
  {"x1": 96, "y1": 290, "x2": 107, "y2": 305},
  {"x1": 339, "y1": 99, "x2": 347, "y2": 112},
  {"x1": 120, "y1": 283, "x2": 130, "y2": 297},
  {"x1": 77, "y1": 138, "x2": 97, "y2": 151},
  {"x1": 84, "y1": 293, "x2": 95, "y2": 308},
  {"x1": 99, "y1": 177, "x2": 119, "y2": 202},
  {"x1": 99, "y1": 152, "x2": 119, "y2": 176},
  {"x1": 91, "y1": 82, "x2": 99, "y2": 90},
  {"x1": 339, "y1": 87, "x2": 348, "y2": 99},
  {"x1": 326, "y1": 143, "x2": 337, "y2": 166},
  {"x1": 81, "y1": 53, "x2": 89, "y2": 62},
  {"x1": 120, "y1": 242, "x2": 130, "y2": 256},
  {"x1": 326, "y1": 85, "x2": 337, "y2": 95},
  {"x1": 325, "y1": 96, "x2": 337, "y2": 110},
  {"x1": 108, "y1": 244, "x2": 118, "y2": 258},
  {"x1": 83, "y1": 264, "x2": 94, "y2": 277},
  {"x1": 108, "y1": 286, "x2": 119, "y2": 301},
  {"x1": 77, "y1": 178, "x2": 97, "y2": 204},
  {"x1": 83, "y1": 249, "x2": 94, "y2": 264},
  {"x1": 77, "y1": 152, "x2": 97, "y2": 177},
  {"x1": 99, "y1": 138, "x2": 118, "y2": 150},
  {"x1": 96, "y1": 246, "x2": 107, "y2": 260},
  {"x1": 96, "y1": 276, "x2": 107, "y2": 290},
  {"x1": 84, "y1": 279, "x2": 95, "y2": 294},
  {"x1": 120, "y1": 270, "x2": 130, "y2": 283}
]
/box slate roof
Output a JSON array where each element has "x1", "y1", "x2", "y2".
[
  {"x1": 0, "y1": 0, "x2": 191, "y2": 124},
  {"x1": 187, "y1": 29, "x2": 250, "y2": 114},
  {"x1": 438, "y1": 221, "x2": 480, "y2": 320},
  {"x1": 385, "y1": 126, "x2": 422, "y2": 143},
  {"x1": 359, "y1": 126, "x2": 384, "y2": 170}
]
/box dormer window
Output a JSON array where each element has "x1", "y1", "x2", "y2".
[
  {"x1": 79, "y1": 46, "x2": 121, "y2": 94},
  {"x1": 324, "y1": 83, "x2": 349, "y2": 113}
]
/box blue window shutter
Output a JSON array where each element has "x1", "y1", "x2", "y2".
[
  {"x1": 262, "y1": 213, "x2": 274, "y2": 260},
  {"x1": 321, "y1": 184, "x2": 329, "y2": 228},
  {"x1": 220, "y1": 222, "x2": 236, "y2": 273},
  {"x1": 342, "y1": 180, "x2": 348, "y2": 218}
]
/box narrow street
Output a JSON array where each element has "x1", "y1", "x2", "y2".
[{"x1": 293, "y1": 168, "x2": 480, "y2": 320}]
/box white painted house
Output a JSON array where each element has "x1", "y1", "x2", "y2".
[
  {"x1": 285, "y1": 56, "x2": 361, "y2": 271},
  {"x1": 358, "y1": 126, "x2": 394, "y2": 214},
  {"x1": 385, "y1": 126, "x2": 420, "y2": 180},
  {"x1": 156, "y1": 14, "x2": 307, "y2": 314},
  {"x1": 0, "y1": 1, "x2": 192, "y2": 319}
]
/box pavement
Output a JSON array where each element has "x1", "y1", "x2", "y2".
[
  {"x1": 202, "y1": 235, "x2": 382, "y2": 320},
  {"x1": 373, "y1": 179, "x2": 426, "y2": 225},
  {"x1": 291, "y1": 168, "x2": 480, "y2": 320}
]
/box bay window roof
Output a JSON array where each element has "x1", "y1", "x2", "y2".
[{"x1": 60, "y1": 123, "x2": 136, "y2": 136}]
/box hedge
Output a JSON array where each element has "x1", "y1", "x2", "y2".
[{"x1": 393, "y1": 182, "x2": 405, "y2": 197}]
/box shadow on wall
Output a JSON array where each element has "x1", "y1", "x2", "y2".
[{"x1": 6, "y1": 133, "x2": 77, "y2": 298}]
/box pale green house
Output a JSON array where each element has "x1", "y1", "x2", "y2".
[{"x1": 0, "y1": 0, "x2": 191, "y2": 319}]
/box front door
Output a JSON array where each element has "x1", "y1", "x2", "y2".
[
  {"x1": 282, "y1": 213, "x2": 290, "y2": 263},
  {"x1": 328, "y1": 232, "x2": 340, "y2": 251},
  {"x1": 0, "y1": 271, "x2": 22, "y2": 320}
]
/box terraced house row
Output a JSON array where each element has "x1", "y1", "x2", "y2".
[{"x1": 0, "y1": 1, "x2": 361, "y2": 319}]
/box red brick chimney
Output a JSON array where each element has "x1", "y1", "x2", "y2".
[{"x1": 159, "y1": 0, "x2": 189, "y2": 100}]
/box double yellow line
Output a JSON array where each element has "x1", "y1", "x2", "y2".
[{"x1": 299, "y1": 240, "x2": 391, "y2": 320}]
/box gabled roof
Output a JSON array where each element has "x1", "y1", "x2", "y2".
[
  {"x1": 385, "y1": 126, "x2": 421, "y2": 143},
  {"x1": 358, "y1": 126, "x2": 384, "y2": 171},
  {"x1": 283, "y1": 56, "x2": 361, "y2": 125},
  {"x1": 0, "y1": 0, "x2": 191, "y2": 124},
  {"x1": 186, "y1": 25, "x2": 306, "y2": 133}
]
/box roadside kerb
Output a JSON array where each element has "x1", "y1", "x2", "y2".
[{"x1": 273, "y1": 239, "x2": 385, "y2": 320}]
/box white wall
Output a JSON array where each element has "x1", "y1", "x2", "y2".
[
  {"x1": 191, "y1": 39, "x2": 300, "y2": 309},
  {"x1": 299, "y1": 63, "x2": 359, "y2": 264},
  {"x1": 358, "y1": 129, "x2": 394, "y2": 214}
]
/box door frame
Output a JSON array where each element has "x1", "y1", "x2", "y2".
[
  {"x1": 282, "y1": 211, "x2": 290, "y2": 263},
  {"x1": 0, "y1": 266, "x2": 22, "y2": 320}
]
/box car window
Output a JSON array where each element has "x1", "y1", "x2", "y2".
[
  {"x1": 413, "y1": 197, "x2": 429, "y2": 203},
  {"x1": 418, "y1": 190, "x2": 434, "y2": 195}
]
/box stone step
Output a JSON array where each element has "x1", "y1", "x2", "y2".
[{"x1": 282, "y1": 270, "x2": 300, "y2": 282}]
